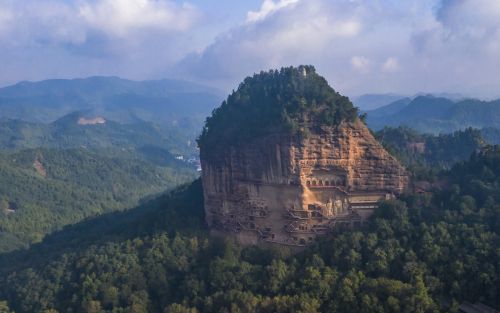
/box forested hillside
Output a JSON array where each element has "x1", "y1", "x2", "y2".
[
  {"x1": 0, "y1": 105, "x2": 204, "y2": 254},
  {"x1": 0, "y1": 77, "x2": 223, "y2": 163},
  {"x1": 366, "y1": 95, "x2": 500, "y2": 136},
  {"x1": 0, "y1": 112, "x2": 196, "y2": 156},
  {"x1": 0, "y1": 71, "x2": 497, "y2": 312},
  {"x1": 0, "y1": 147, "x2": 498, "y2": 313},
  {"x1": 0, "y1": 148, "x2": 196, "y2": 253},
  {"x1": 375, "y1": 127, "x2": 485, "y2": 170},
  {"x1": 352, "y1": 94, "x2": 405, "y2": 111}
]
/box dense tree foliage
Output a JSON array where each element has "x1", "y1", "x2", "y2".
[
  {"x1": 0, "y1": 148, "x2": 196, "y2": 253},
  {"x1": 375, "y1": 127, "x2": 485, "y2": 180},
  {"x1": 1, "y1": 147, "x2": 498, "y2": 313},
  {"x1": 198, "y1": 66, "x2": 358, "y2": 159},
  {"x1": 0, "y1": 108, "x2": 202, "y2": 253},
  {"x1": 0, "y1": 68, "x2": 497, "y2": 312},
  {"x1": 0, "y1": 113, "x2": 198, "y2": 156}
]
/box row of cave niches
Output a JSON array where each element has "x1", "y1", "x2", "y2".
[
  {"x1": 210, "y1": 204, "x2": 364, "y2": 247},
  {"x1": 305, "y1": 179, "x2": 346, "y2": 188},
  {"x1": 260, "y1": 215, "x2": 363, "y2": 247}
]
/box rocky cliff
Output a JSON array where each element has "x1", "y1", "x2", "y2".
[{"x1": 199, "y1": 66, "x2": 408, "y2": 246}]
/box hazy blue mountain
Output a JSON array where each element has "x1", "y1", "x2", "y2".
[
  {"x1": 0, "y1": 77, "x2": 224, "y2": 134},
  {"x1": 352, "y1": 93, "x2": 405, "y2": 111},
  {"x1": 365, "y1": 97, "x2": 412, "y2": 118},
  {"x1": 392, "y1": 96, "x2": 455, "y2": 119},
  {"x1": 366, "y1": 95, "x2": 500, "y2": 135},
  {"x1": 448, "y1": 98, "x2": 500, "y2": 126},
  {"x1": 413, "y1": 92, "x2": 465, "y2": 101}
]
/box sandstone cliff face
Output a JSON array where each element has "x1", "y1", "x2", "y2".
[{"x1": 201, "y1": 120, "x2": 408, "y2": 246}]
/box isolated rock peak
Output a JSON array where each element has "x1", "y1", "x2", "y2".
[{"x1": 199, "y1": 66, "x2": 408, "y2": 246}]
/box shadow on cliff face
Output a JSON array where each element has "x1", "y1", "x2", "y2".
[{"x1": 0, "y1": 179, "x2": 206, "y2": 273}]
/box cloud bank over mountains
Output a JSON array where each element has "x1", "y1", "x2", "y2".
[{"x1": 1, "y1": 0, "x2": 500, "y2": 98}]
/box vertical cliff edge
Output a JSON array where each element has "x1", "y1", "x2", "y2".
[{"x1": 198, "y1": 66, "x2": 408, "y2": 246}]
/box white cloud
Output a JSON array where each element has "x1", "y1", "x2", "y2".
[
  {"x1": 407, "y1": 0, "x2": 500, "y2": 96},
  {"x1": 413, "y1": 0, "x2": 500, "y2": 53},
  {"x1": 0, "y1": 0, "x2": 199, "y2": 44},
  {"x1": 1, "y1": 0, "x2": 500, "y2": 99},
  {"x1": 176, "y1": 0, "x2": 367, "y2": 87},
  {"x1": 0, "y1": 0, "x2": 203, "y2": 85},
  {"x1": 437, "y1": 0, "x2": 500, "y2": 39},
  {"x1": 79, "y1": 0, "x2": 199, "y2": 37},
  {"x1": 175, "y1": 0, "x2": 500, "y2": 98},
  {"x1": 247, "y1": 0, "x2": 299, "y2": 23},
  {"x1": 331, "y1": 19, "x2": 361, "y2": 37},
  {"x1": 382, "y1": 57, "x2": 399, "y2": 72},
  {"x1": 351, "y1": 56, "x2": 370, "y2": 71},
  {"x1": 0, "y1": 7, "x2": 13, "y2": 35}
]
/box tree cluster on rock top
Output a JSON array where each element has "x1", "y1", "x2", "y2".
[{"x1": 198, "y1": 66, "x2": 358, "y2": 158}]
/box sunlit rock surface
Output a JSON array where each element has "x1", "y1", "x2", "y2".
[{"x1": 201, "y1": 119, "x2": 408, "y2": 246}]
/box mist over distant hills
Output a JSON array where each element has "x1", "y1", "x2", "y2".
[
  {"x1": 0, "y1": 76, "x2": 224, "y2": 132},
  {"x1": 4, "y1": 77, "x2": 498, "y2": 143},
  {"x1": 352, "y1": 93, "x2": 468, "y2": 111},
  {"x1": 362, "y1": 95, "x2": 500, "y2": 142},
  {"x1": 352, "y1": 94, "x2": 406, "y2": 111}
]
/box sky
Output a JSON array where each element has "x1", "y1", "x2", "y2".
[{"x1": 1, "y1": 0, "x2": 500, "y2": 98}]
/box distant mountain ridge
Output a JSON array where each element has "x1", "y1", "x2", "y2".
[
  {"x1": 353, "y1": 92, "x2": 467, "y2": 112},
  {"x1": 352, "y1": 93, "x2": 406, "y2": 111},
  {"x1": 366, "y1": 95, "x2": 500, "y2": 135},
  {"x1": 0, "y1": 76, "x2": 224, "y2": 139}
]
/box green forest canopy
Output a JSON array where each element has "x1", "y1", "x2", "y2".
[
  {"x1": 0, "y1": 148, "x2": 196, "y2": 253},
  {"x1": 0, "y1": 146, "x2": 498, "y2": 313},
  {"x1": 375, "y1": 127, "x2": 486, "y2": 168}
]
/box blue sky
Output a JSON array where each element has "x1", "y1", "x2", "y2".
[{"x1": 1, "y1": 0, "x2": 500, "y2": 99}]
